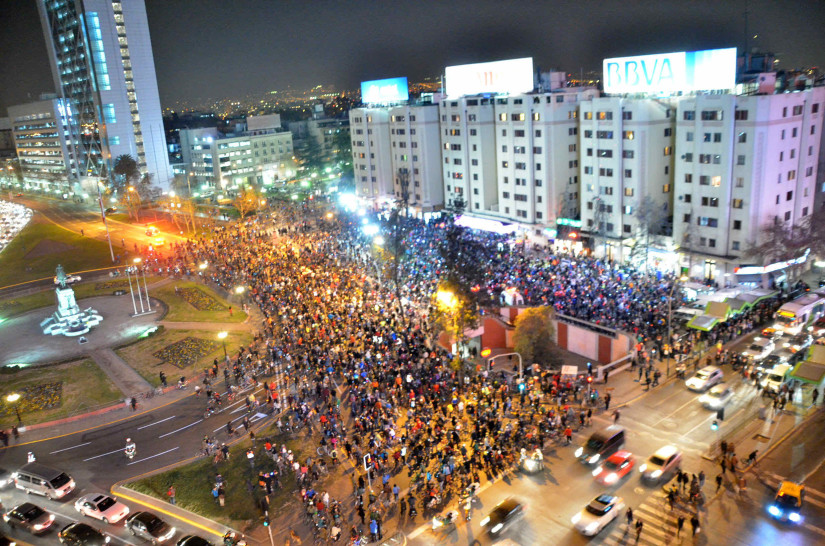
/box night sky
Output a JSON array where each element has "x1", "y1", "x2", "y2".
[{"x1": 1, "y1": 0, "x2": 824, "y2": 112}]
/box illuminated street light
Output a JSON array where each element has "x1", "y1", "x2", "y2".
[
  {"x1": 235, "y1": 286, "x2": 245, "y2": 295},
  {"x1": 436, "y1": 289, "x2": 458, "y2": 309},
  {"x1": 6, "y1": 392, "x2": 22, "y2": 422},
  {"x1": 373, "y1": 235, "x2": 385, "y2": 246},
  {"x1": 217, "y1": 331, "x2": 228, "y2": 361},
  {"x1": 199, "y1": 262, "x2": 208, "y2": 270}
]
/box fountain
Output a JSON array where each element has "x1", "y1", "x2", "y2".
[{"x1": 40, "y1": 264, "x2": 103, "y2": 336}]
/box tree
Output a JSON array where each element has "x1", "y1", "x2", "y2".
[
  {"x1": 232, "y1": 185, "x2": 258, "y2": 219},
  {"x1": 744, "y1": 216, "x2": 813, "y2": 282},
  {"x1": 431, "y1": 280, "x2": 479, "y2": 377},
  {"x1": 628, "y1": 196, "x2": 669, "y2": 271},
  {"x1": 296, "y1": 136, "x2": 325, "y2": 173},
  {"x1": 513, "y1": 307, "x2": 563, "y2": 369},
  {"x1": 112, "y1": 154, "x2": 140, "y2": 191}
]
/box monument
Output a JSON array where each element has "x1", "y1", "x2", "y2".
[{"x1": 40, "y1": 264, "x2": 103, "y2": 336}]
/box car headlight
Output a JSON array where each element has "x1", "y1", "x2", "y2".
[
  {"x1": 651, "y1": 470, "x2": 662, "y2": 478},
  {"x1": 491, "y1": 523, "x2": 503, "y2": 534},
  {"x1": 639, "y1": 464, "x2": 647, "y2": 472},
  {"x1": 789, "y1": 512, "x2": 800, "y2": 522},
  {"x1": 585, "y1": 522, "x2": 599, "y2": 533},
  {"x1": 589, "y1": 454, "x2": 600, "y2": 464},
  {"x1": 592, "y1": 466, "x2": 603, "y2": 477},
  {"x1": 768, "y1": 505, "x2": 781, "y2": 517},
  {"x1": 571, "y1": 513, "x2": 581, "y2": 524},
  {"x1": 575, "y1": 447, "x2": 583, "y2": 457},
  {"x1": 105, "y1": 536, "x2": 111, "y2": 543},
  {"x1": 480, "y1": 516, "x2": 490, "y2": 526},
  {"x1": 604, "y1": 473, "x2": 618, "y2": 484}
]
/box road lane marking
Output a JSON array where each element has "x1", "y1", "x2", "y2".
[
  {"x1": 213, "y1": 413, "x2": 247, "y2": 433},
  {"x1": 127, "y1": 447, "x2": 179, "y2": 465},
  {"x1": 158, "y1": 419, "x2": 203, "y2": 438},
  {"x1": 652, "y1": 395, "x2": 699, "y2": 428},
  {"x1": 50, "y1": 442, "x2": 91, "y2": 454},
  {"x1": 137, "y1": 415, "x2": 176, "y2": 430},
  {"x1": 84, "y1": 447, "x2": 126, "y2": 461}
]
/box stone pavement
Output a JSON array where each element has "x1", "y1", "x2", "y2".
[{"x1": 89, "y1": 347, "x2": 153, "y2": 395}]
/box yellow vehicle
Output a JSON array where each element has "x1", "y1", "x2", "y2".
[
  {"x1": 151, "y1": 236, "x2": 166, "y2": 247},
  {"x1": 145, "y1": 225, "x2": 159, "y2": 236},
  {"x1": 768, "y1": 480, "x2": 804, "y2": 523}
]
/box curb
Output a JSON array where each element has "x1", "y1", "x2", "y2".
[{"x1": 23, "y1": 402, "x2": 127, "y2": 431}]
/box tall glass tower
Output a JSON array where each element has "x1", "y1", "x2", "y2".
[{"x1": 37, "y1": 0, "x2": 170, "y2": 189}]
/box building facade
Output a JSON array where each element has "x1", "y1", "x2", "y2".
[
  {"x1": 179, "y1": 120, "x2": 295, "y2": 193},
  {"x1": 7, "y1": 99, "x2": 73, "y2": 191},
  {"x1": 349, "y1": 108, "x2": 394, "y2": 204},
  {"x1": 673, "y1": 87, "x2": 825, "y2": 283},
  {"x1": 37, "y1": 0, "x2": 170, "y2": 190},
  {"x1": 388, "y1": 104, "x2": 443, "y2": 213}
]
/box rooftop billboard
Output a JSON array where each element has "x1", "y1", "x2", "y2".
[
  {"x1": 603, "y1": 48, "x2": 736, "y2": 94},
  {"x1": 360, "y1": 77, "x2": 409, "y2": 104},
  {"x1": 445, "y1": 57, "x2": 534, "y2": 97}
]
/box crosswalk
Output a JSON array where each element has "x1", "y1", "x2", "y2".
[{"x1": 600, "y1": 488, "x2": 698, "y2": 546}]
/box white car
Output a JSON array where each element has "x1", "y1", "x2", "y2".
[
  {"x1": 54, "y1": 274, "x2": 81, "y2": 285},
  {"x1": 74, "y1": 494, "x2": 130, "y2": 524},
  {"x1": 698, "y1": 384, "x2": 734, "y2": 409},
  {"x1": 685, "y1": 366, "x2": 723, "y2": 391},
  {"x1": 640, "y1": 445, "x2": 682, "y2": 483},
  {"x1": 571, "y1": 494, "x2": 624, "y2": 536},
  {"x1": 743, "y1": 337, "x2": 775, "y2": 361}
]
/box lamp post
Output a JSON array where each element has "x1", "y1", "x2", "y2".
[
  {"x1": 218, "y1": 331, "x2": 228, "y2": 363},
  {"x1": 487, "y1": 352, "x2": 524, "y2": 382},
  {"x1": 7, "y1": 393, "x2": 22, "y2": 423},
  {"x1": 666, "y1": 275, "x2": 689, "y2": 377}
]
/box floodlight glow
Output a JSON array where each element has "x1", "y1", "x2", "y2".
[
  {"x1": 362, "y1": 224, "x2": 379, "y2": 236},
  {"x1": 374, "y1": 236, "x2": 385, "y2": 246},
  {"x1": 339, "y1": 193, "x2": 358, "y2": 210}
]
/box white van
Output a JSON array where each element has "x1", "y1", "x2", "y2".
[
  {"x1": 12, "y1": 462, "x2": 76, "y2": 500},
  {"x1": 760, "y1": 364, "x2": 792, "y2": 394}
]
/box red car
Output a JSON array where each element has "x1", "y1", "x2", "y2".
[{"x1": 592, "y1": 450, "x2": 635, "y2": 485}]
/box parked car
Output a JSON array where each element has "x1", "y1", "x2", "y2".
[
  {"x1": 571, "y1": 494, "x2": 624, "y2": 536},
  {"x1": 2, "y1": 503, "x2": 55, "y2": 534},
  {"x1": 685, "y1": 366, "x2": 723, "y2": 392},
  {"x1": 74, "y1": 494, "x2": 130, "y2": 524},
  {"x1": 125, "y1": 512, "x2": 176, "y2": 543},
  {"x1": 640, "y1": 445, "x2": 682, "y2": 483},
  {"x1": 784, "y1": 333, "x2": 813, "y2": 353}
]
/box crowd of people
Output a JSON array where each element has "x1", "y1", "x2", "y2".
[{"x1": 139, "y1": 201, "x2": 782, "y2": 543}]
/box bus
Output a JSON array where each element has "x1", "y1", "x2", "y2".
[{"x1": 773, "y1": 292, "x2": 825, "y2": 335}]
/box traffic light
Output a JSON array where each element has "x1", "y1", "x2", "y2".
[
  {"x1": 587, "y1": 362, "x2": 593, "y2": 375},
  {"x1": 716, "y1": 408, "x2": 725, "y2": 421},
  {"x1": 263, "y1": 517, "x2": 270, "y2": 527},
  {"x1": 586, "y1": 375, "x2": 593, "y2": 384},
  {"x1": 711, "y1": 420, "x2": 719, "y2": 431}
]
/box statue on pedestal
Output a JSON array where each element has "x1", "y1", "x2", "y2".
[{"x1": 41, "y1": 264, "x2": 102, "y2": 337}]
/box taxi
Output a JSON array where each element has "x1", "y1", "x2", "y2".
[{"x1": 768, "y1": 480, "x2": 804, "y2": 523}]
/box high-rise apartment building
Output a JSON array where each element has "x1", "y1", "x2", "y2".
[
  {"x1": 578, "y1": 98, "x2": 676, "y2": 263},
  {"x1": 37, "y1": 0, "x2": 170, "y2": 189},
  {"x1": 388, "y1": 104, "x2": 443, "y2": 213},
  {"x1": 349, "y1": 108, "x2": 393, "y2": 204},
  {"x1": 8, "y1": 98, "x2": 73, "y2": 191},
  {"x1": 673, "y1": 88, "x2": 825, "y2": 283}
]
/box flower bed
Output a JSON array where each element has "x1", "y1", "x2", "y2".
[
  {"x1": 94, "y1": 280, "x2": 132, "y2": 290},
  {"x1": 178, "y1": 287, "x2": 226, "y2": 311},
  {"x1": 152, "y1": 337, "x2": 219, "y2": 369},
  {"x1": 0, "y1": 382, "x2": 62, "y2": 416}
]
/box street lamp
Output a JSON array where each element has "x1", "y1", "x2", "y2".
[
  {"x1": 218, "y1": 331, "x2": 228, "y2": 362},
  {"x1": 6, "y1": 393, "x2": 22, "y2": 423},
  {"x1": 436, "y1": 289, "x2": 458, "y2": 310},
  {"x1": 666, "y1": 275, "x2": 689, "y2": 377},
  {"x1": 235, "y1": 286, "x2": 245, "y2": 295}
]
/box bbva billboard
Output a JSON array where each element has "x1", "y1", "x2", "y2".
[
  {"x1": 361, "y1": 77, "x2": 409, "y2": 104},
  {"x1": 603, "y1": 48, "x2": 736, "y2": 94}
]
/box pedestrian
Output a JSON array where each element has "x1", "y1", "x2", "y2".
[
  {"x1": 564, "y1": 426, "x2": 573, "y2": 445},
  {"x1": 167, "y1": 485, "x2": 176, "y2": 505},
  {"x1": 625, "y1": 507, "x2": 633, "y2": 528},
  {"x1": 130, "y1": 397, "x2": 137, "y2": 411},
  {"x1": 690, "y1": 514, "x2": 700, "y2": 536},
  {"x1": 677, "y1": 514, "x2": 685, "y2": 537},
  {"x1": 604, "y1": 393, "x2": 611, "y2": 411},
  {"x1": 392, "y1": 484, "x2": 400, "y2": 502},
  {"x1": 604, "y1": 369, "x2": 609, "y2": 384},
  {"x1": 698, "y1": 470, "x2": 706, "y2": 488},
  {"x1": 159, "y1": 371, "x2": 167, "y2": 387},
  {"x1": 813, "y1": 388, "x2": 820, "y2": 406},
  {"x1": 613, "y1": 409, "x2": 620, "y2": 424},
  {"x1": 747, "y1": 450, "x2": 758, "y2": 467},
  {"x1": 715, "y1": 473, "x2": 723, "y2": 493},
  {"x1": 720, "y1": 439, "x2": 728, "y2": 457},
  {"x1": 12, "y1": 425, "x2": 19, "y2": 441},
  {"x1": 369, "y1": 519, "x2": 379, "y2": 542},
  {"x1": 357, "y1": 504, "x2": 366, "y2": 525},
  {"x1": 635, "y1": 519, "x2": 643, "y2": 541}
]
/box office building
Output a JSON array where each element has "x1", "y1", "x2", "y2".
[
  {"x1": 7, "y1": 98, "x2": 73, "y2": 191},
  {"x1": 179, "y1": 115, "x2": 295, "y2": 193},
  {"x1": 37, "y1": 0, "x2": 171, "y2": 190}
]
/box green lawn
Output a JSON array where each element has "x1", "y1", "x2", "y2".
[
  {"x1": 0, "y1": 276, "x2": 163, "y2": 320},
  {"x1": 116, "y1": 329, "x2": 253, "y2": 387},
  {"x1": 127, "y1": 432, "x2": 306, "y2": 528},
  {"x1": 152, "y1": 281, "x2": 247, "y2": 323},
  {"x1": 0, "y1": 359, "x2": 122, "y2": 428},
  {"x1": 0, "y1": 219, "x2": 128, "y2": 288}
]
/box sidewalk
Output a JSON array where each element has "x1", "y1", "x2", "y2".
[{"x1": 89, "y1": 347, "x2": 154, "y2": 394}]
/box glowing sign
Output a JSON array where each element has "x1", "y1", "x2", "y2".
[
  {"x1": 445, "y1": 58, "x2": 534, "y2": 97},
  {"x1": 603, "y1": 48, "x2": 736, "y2": 94},
  {"x1": 360, "y1": 77, "x2": 409, "y2": 104}
]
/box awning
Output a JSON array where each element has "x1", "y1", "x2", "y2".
[
  {"x1": 789, "y1": 360, "x2": 825, "y2": 385},
  {"x1": 687, "y1": 315, "x2": 720, "y2": 331}
]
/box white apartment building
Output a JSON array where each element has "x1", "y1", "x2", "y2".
[
  {"x1": 180, "y1": 119, "x2": 295, "y2": 192},
  {"x1": 578, "y1": 98, "x2": 676, "y2": 262},
  {"x1": 439, "y1": 97, "x2": 498, "y2": 213},
  {"x1": 492, "y1": 89, "x2": 598, "y2": 240},
  {"x1": 8, "y1": 99, "x2": 73, "y2": 191},
  {"x1": 388, "y1": 104, "x2": 443, "y2": 213},
  {"x1": 349, "y1": 108, "x2": 394, "y2": 204},
  {"x1": 37, "y1": 0, "x2": 171, "y2": 189},
  {"x1": 673, "y1": 87, "x2": 825, "y2": 283}
]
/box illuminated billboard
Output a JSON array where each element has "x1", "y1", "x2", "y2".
[
  {"x1": 445, "y1": 57, "x2": 534, "y2": 97},
  {"x1": 360, "y1": 77, "x2": 409, "y2": 104},
  {"x1": 603, "y1": 48, "x2": 736, "y2": 94}
]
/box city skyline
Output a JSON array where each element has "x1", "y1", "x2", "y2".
[{"x1": 2, "y1": 0, "x2": 825, "y2": 113}]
